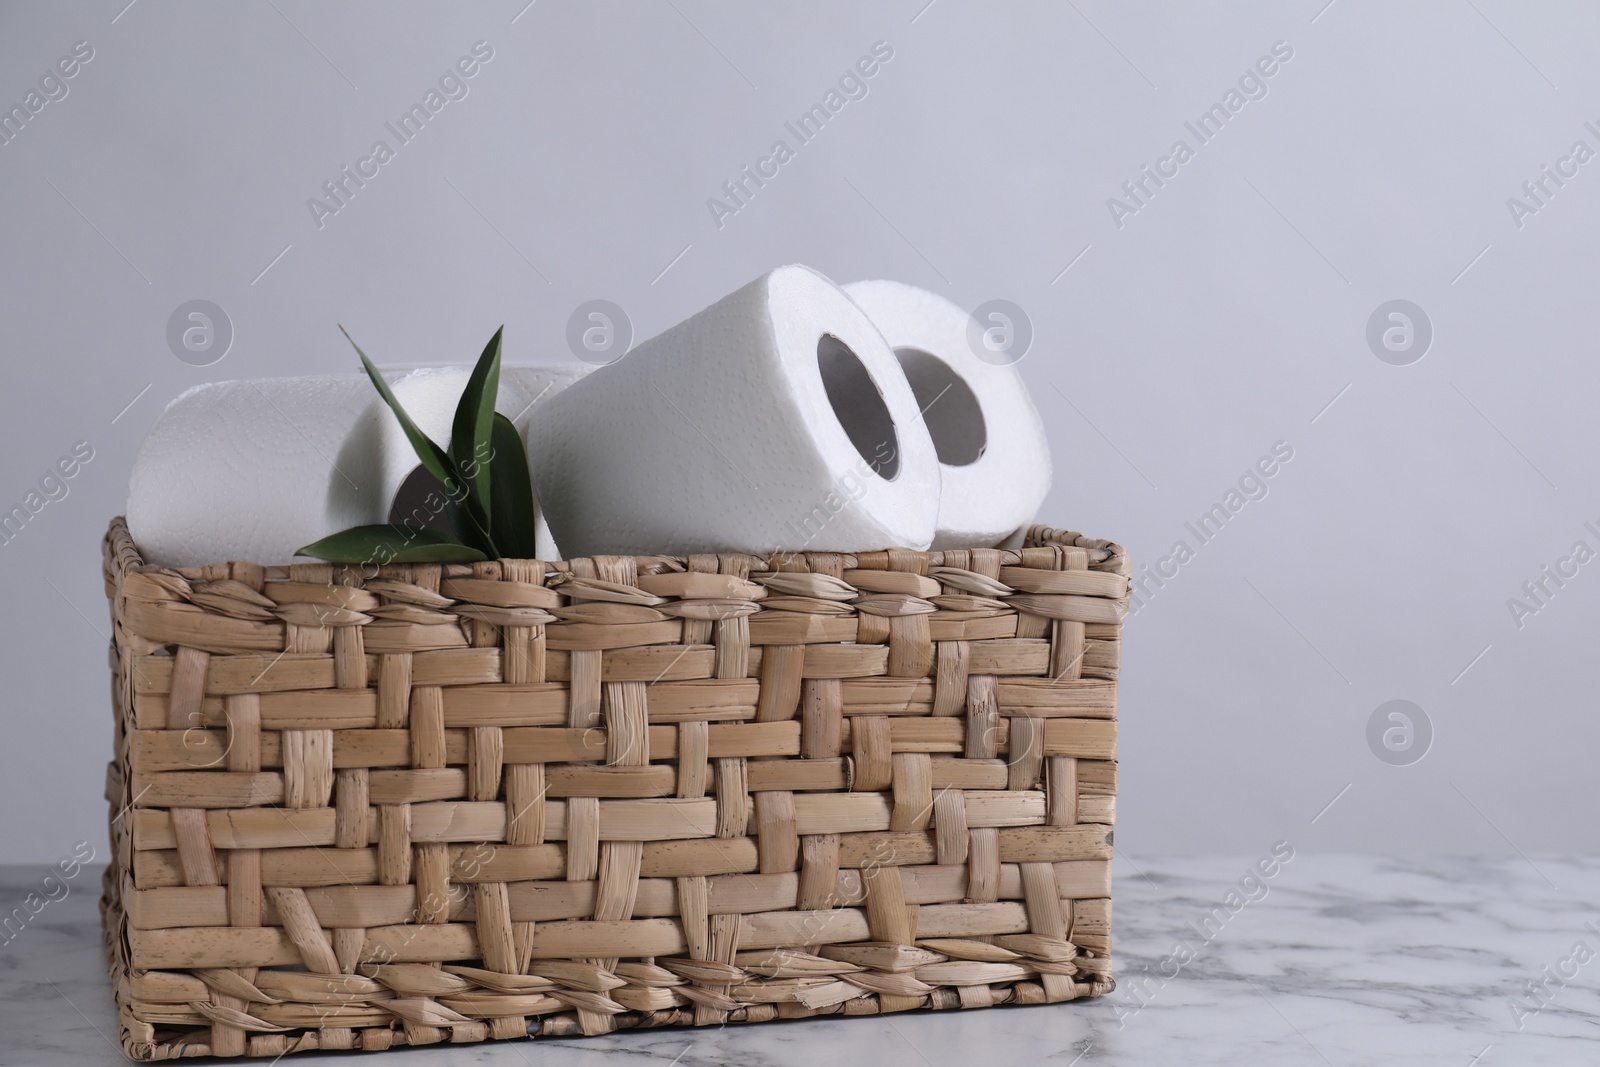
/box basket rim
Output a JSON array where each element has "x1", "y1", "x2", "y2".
[{"x1": 103, "y1": 515, "x2": 1129, "y2": 586}]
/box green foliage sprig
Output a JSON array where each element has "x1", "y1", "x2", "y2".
[{"x1": 295, "y1": 326, "x2": 539, "y2": 564}]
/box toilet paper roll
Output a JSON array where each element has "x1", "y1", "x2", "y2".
[
  {"x1": 502, "y1": 364, "x2": 594, "y2": 435},
  {"x1": 128, "y1": 368, "x2": 521, "y2": 568},
  {"x1": 501, "y1": 363, "x2": 594, "y2": 559},
  {"x1": 527, "y1": 265, "x2": 941, "y2": 557},
  {"x1": 373, "y1": 366, "x2": 528, "y2": 549},
  {"x1": 845, "y1": 280, "x2": 1052, "y2": 549}
]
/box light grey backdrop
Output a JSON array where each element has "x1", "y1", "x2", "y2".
[{"x1": 1, "y1": 0, "x2": 1594, "y2": 863}]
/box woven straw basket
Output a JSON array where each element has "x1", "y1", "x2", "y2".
[{"x1": 100, "y1": 515, "x2": 1126, "y2": 1059}]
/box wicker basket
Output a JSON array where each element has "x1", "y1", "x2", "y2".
[{"x1": 100, "y1": 515, "x2": 1125, "y2": 1060}]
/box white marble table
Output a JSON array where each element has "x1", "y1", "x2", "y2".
[{"x1": 4, "y1": 856, "x2": 1597, "y2": 1066}]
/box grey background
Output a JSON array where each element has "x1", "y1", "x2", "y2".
[{"x1": 0, "y1": 0, "x2": 1593, "y2": 863}]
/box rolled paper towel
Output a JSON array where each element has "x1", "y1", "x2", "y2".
[
  {"x1": 347, "y1": 364, "x2": 589, "y2": 561},
  {"x1": 501, "y1": 363, "x2": 593, "y2": 559},
  {"x1": 527, "y1": 265, "x2": 941, "y2": 556},
  {"x1": 501, "y1": 363, "x2": 594, "y2": 440},
  {"x1": 845, "y1": 280, "x2": 1052, "y2": 548},
  {"x1": 128, "y1": 368, "x2": 521, "y2": 568}
]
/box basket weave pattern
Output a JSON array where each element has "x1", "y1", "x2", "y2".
[{"x1": 101, "y1": 516, "x2": 1126, "y2": 1059}]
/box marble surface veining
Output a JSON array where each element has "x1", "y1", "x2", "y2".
[{"x1": 3, "y1": 855, "x2": 1598, "y2": 1066}]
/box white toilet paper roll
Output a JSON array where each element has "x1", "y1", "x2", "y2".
[
  {"x1": 502, "y1": 364, "x2": 594, "y2": 436},
  {"x1": 375, "y1": 366, "x2": 526, "y2": 546},
  {"x1": 128, "y1": 368, "x2": 521, "y2": 568},
  {"x1": 527, "y1": 265, "x2": 941, "y2": 557},
  {"x1": 501, "y1": 363, "x2": 593, "y2": 559},
  {"x1": 845, "y1": 280, "x2": 1052, "y2": 548}
]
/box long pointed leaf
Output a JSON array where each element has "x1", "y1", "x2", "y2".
[
  {"x1": 340, "y1": 325, "x2": 460, "y2": 494},
  {"x1": 448, "y1": 482, "x2": 498, "y2": 559},
  {"x1": 295, "y1": 524, "x2": 489, "y2": 564},
  {"x1": 451, "y1": 327, "x2": 503, "y2": 523},
  {"x1": 487, "y1": 412, "x2": 539, "y2": 558},
  {"x1": 340, "y1": 325, "x2": 498, "y2": 556}
]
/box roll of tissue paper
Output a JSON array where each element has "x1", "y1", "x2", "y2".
[
  {"x1": 845, "y1": 280, "x2": 1052, "y2": 548},
  {"x1": 127, "y1": 368, "x2": 523, "y2": 568},
  {"x1": 503, "y1": 364, "x2": 593, "y2": 431},
  {"x1": 502, "y1": 363, "x2": 593, "y2": 558},
  {"x1": 527, "y1": 265, "x2": 941, "y2": 557}
]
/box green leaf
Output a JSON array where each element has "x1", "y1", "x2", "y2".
[
  {"x1": 451, "y1": 326, "x2": 503, "y2": 524},
  {"x1": 486, "y1": 412, "x2": 539, "y2": 558},
  {"x1": 340, "y1": 325, "x2": 460, "y2": 494},
  {"x1": 295, "y1": 524, "x2": 489, "y2": 564},
  {"x1": 340, "y1": 324, "x2": 498, "y2": 557}
]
